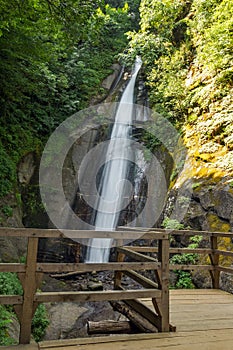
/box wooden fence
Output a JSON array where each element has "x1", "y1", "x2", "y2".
[
  {"x1": 0, "y1": 227, "x2": 232, "y2": 344},
  {"x1": 121, "y1": 228, "x2": 233, "y2": 289}
]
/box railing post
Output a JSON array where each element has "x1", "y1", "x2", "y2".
[
  {"x1": 157, "y1": 237, "x2": 170, "y2": 332},
  {"x1": 19, "y1": 237, "x2": 39, "y2": 344},
  {"x1": 210, "y1": 234, "x2": 220, "y2": 289},
  {"x1": 114, "y1": 240, "x2": 125, "y2": 289}
]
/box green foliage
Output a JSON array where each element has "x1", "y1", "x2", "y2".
[
  {"x1": 122, "y1": 0, "x2": 233, "y2": 148},
  {"x1": 162, "y1": 218, "x2": 185, "y2": 230},
  {"x1": 174, "y1": 271, "x2": 194, "y2": 289},
  {"x1": 31, "y1": 304, "x2": 49, "y2": 342},
  {"x1": 191, "y1": 0, "x2": 233, "y2": 74},
  {"x1": 0, "y1": 273, "x2": 22, "y2": 345},
  {"x1": 170, "y1": 235, "x2": 202, "y2": 289},
  {"x1": 192, "y1": 182, "x2": 202, "y2": 189},
  {"x1": 0, "y1": 143, "x2": 16, "y2": 198},
  {"x1": 121, "y1": 0, "x2": 193, "y2": 127},
  {"x1": 0, "y1": 0, "x2": 138, "y2": 199},
  {"x1": 0, "y1": 273, "x2": 23, "y2": 296},
  {"x1": 170, "y1": 252, "x2": 198, "y2": 265},
  {"x1": 1, "y1": 205, "x2": 13, "y2": 218},
  {"x1": 0, "y1": 305, "x2": 16, "y2": 346},
  {"x1": 0, "y1": 273, "x2": 49, "y2": 343}
]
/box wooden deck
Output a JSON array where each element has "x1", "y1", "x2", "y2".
[{"x1": 3, "y1": 289, "x2": 233, "y2": 350}]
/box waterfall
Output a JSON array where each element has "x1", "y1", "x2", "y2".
[{"x1": 86, "y1": 57, "x2": 142, "y2": 263}]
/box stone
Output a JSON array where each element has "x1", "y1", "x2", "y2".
[
  {"x1": 220, "y1": 271, "x2": 233, "y2": 294},
  {"x1": 214, "y1": 190, "x2": 233, "y2": 221},
  {"x1": 0, "y1": 237, "x2": 27, "y2": 262},
  {"x1": 18, "y1": 152, "x2": 36, "y2": 184},
  {"x1": 102, "y1": 63, "x2": 122, "y2": 90},
  {"x1": 44, "y1": 303, "x2": 89, "y2": 340},
  {"x1": 87, "y1": 281, "x2": 103, "y2": 291},
  {"x1": 44, "y1": 301, "x2": 121, "y2": 340},
  {"x1": 192, "y1": 270, "x2": 212, "y2": 289}
]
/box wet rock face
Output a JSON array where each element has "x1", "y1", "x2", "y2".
[
  {"x1": 101, "y1": 63, "x2": 122, "y2": 90},
  {"x1": 165, "y1": 177, "x2": 233, "y2": 233},
  {"x1": 197, "y1": 186, "x2": 233, "y2": 225},
  {"x1": 18, "y1": 152, "x2": 36, "y2": 185}
]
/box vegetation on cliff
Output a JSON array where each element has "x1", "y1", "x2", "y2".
[
  {"x1": 123, "y1": 0, "x2": 233, "y2": 179},
  {"x1": 0, "y1": 0, "x2": 139, "y2": 203}
]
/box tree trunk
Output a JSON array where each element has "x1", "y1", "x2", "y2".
[{"x1": 87, "y1": 320, "x2": 135, "y2": 334}]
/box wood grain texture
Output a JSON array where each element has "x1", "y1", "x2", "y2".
[{"x1": 38, "y1": 290, "x2": 233, "y2": 350}]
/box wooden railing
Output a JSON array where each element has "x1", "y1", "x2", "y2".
[
  {"x1": 0, "y1": 227, "x2": 170, "y2": 344},
  {"x1": 121, "y1": 229, "x2": 233, "y2": 289},
  {"x1": 0, "y1": 227, "x2": 232, "y2": 345}
]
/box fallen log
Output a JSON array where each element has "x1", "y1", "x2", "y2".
[
  {"x1": 110, "y1": 301, "x2": 158, "y2": 333},
  {"x1": 87, "y1": 320, "x2": 136, "y2": 335}
]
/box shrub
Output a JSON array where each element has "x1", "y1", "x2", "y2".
[
  {"x1": 170, "y1": 235, "x2": 202, "y2": 289},
  {"x1": 0, "y1": 305, "x2": 15, "y2": 346},
  {"x1": 162, "y1": 218, "x2": 185, "y2": 230},
  {"x1": 0, "y1": 272, "x2": 49, "y2": 344},
  {"x1": 31, "y1": 304, "x2": 49, "y2": 342}
]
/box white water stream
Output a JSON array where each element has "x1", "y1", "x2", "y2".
[{"x1": 86, "y1": 57, "x2": 142, "y2": 263}]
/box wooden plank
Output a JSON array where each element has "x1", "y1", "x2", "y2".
[
  {"x1": 212, "y1": 232, "x2": 233, "y2": 238},
  {"x1": 2, "y1": 344, "x2": 39, "y2": 349},
  {"x1": 0, "y1": 227, "x2": 64, "y2": 238},
  {"x1": 0, "y1": 263, "x2": 26, "y2": 272},
  {"x1": 124, "y1": 246, "x2": 159, "y2": 253},
  {"x1": 214, "y1": 249, "x2": 233, "y2": 257},
  {"x1": 158, "y1": 239, "x2": 170, "y2": 332},
  {"x1": 124, "y1": 299, "x2": 161, "y2": 329},
  {"x1": 168, "y1": 289, "x2": 228, "y2": 295},
  {"x1": 110, "y1": 300, "x2": 158, "y2": 333},
  {"x1": 114, "y1": 247, "x2": 125, "y2": 289},
  {"x1": 117, "y1": 247, "x2": 157, "y2": 262},
  {"x1": 123, "y1": 270, "x2": 158, "y2": 289},
  {"x1": 169, "y1": 294, "x2": 233, "y2": 300},
  {"x1": 121, "y1": 227, "x2": 233, "y2": 239},
  {"x1": 169, "y1": 309, "x2": 233, "y2": 320},
  {"x1": 45, "y1": 338, "x2": 233, "y2": 350},
  {"x1": 216, "y1": 266, "x2": 233, "y2": 274},
  {"x1": 37, "y1": 262, "x2": 161, "y2": 273},
  {"x1": 209, "y1": 235, "x2": 220, "y2": 288},
  {"x1": 0, "y1": 227, "x2": 168, "y2": 240},
  {"x1": 0, "y1": 226, "x2": 232, "y2": 239},
  {"x1": 34, "y1": 289, "x2": 161, "y2": 303},
  {"x1": 116, "y1": 284, "x2": 159, "y2": 325},
  {"x1": 128, "y1": 247, "x2": 212, "y2": 255},
  {"x1": 171, "y1": 319, "x2": 233, "y2": 332},
  {"x1": 170, "y1": 299, "x2": 233, "y2": 305},
  {"x1": 66, "y1": 230, "x2": 169, "y2": 241},
  {"x1": 169, "y1": 264, "x2": 214, "y2": 271},
  {"x1": 0, "y1": 295, "x2": 23, "y2": 304},
  {"x1": 39, "y1": 329, "x2": 233, "y2": 349},
  {"x1": 19, "y1": 237, "x2": 39, "y2": 344},
  {"x1": 170, "y1": 248, "x2": 212, "y2": 254}
]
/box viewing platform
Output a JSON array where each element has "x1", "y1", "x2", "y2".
[
  {"x1": 0, "y1": 227, "x2": 233, "y2": 349},
  {"x1": 3, "y1": 289, "x2": 233, "y2": 350}
]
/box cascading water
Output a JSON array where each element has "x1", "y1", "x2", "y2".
[{"x1": 86, "y1": 57, "x2": 142, "y2": 263}]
